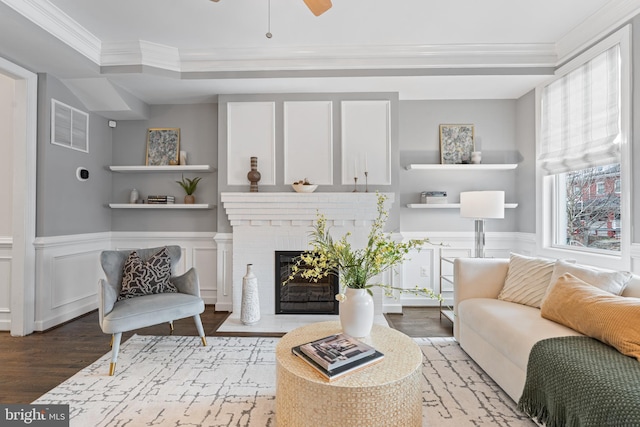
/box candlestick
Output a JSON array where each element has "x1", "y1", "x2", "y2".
[
  {"x1": 364, "y1": 171, "x2": 369, "y2": 192},
  {"x1": 353, "y1": 177, "x2": 358, "y2": 192},
  {"x1": 365, "y1": 153, "x2": 368, "y2": 173}
]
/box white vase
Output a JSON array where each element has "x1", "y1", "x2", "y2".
[
  {"x1": 241, "y1": 264, "x2": 260, "y2": 325},
  {"x1": 339, "y1": 287, "x2": 374, "y2": 338},
  {"x1": 129, "y1": 188, "x2": 138, "y2": 204}
]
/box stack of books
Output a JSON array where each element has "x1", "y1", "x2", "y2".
[
  {"x1": 291, "y1": 333, "x2": 384, "y2": 380},
  {"x1": 147, "y1": 195, "x2": 175, "y2": 204},
  {"x1": 421, "y1": 191, "x2": 447, "y2": 204}
]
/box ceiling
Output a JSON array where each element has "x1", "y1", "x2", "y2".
[{"x1": 0, "y1": 0, "x2": 636, "y2": 119}]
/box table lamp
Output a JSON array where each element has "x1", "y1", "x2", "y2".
[{"x1": 460, "y1": 191, "x2": 505, "y2": 258}]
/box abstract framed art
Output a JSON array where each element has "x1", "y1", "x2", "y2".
[
  {"x1": 146, "y1": 128, "x2": 180, "y2": 166},
  {"x1": 439, "y1": 124, "x2": 474, "y2": 164}
]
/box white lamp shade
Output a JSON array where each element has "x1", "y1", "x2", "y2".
[{"x1": 460, "y1": 191, "x2": 505, "y2": 219}]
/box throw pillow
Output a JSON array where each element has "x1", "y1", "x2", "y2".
[
  {"x1": 540, "y1": 260, "x2": 631, "y2": 305},
  {"x1": 498, "y1": 253, "x2": 555, "y2": 308},
  {"x1": 541, "y1": 273, "x2": 640, "y2": 361},
  {"x1": 118, "y1": 247, "x2": 178, "y2": 300}
]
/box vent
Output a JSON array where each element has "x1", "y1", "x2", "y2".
[{"x1": 51, "y1": 99, "x2": 89, "y2": 153}]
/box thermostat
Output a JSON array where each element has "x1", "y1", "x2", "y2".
[{"x1": 76, "y1": 167, "x2": 89, "y2": 181}]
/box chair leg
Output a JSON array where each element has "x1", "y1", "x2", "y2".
[
  {"x1": 109, "y1": 332, "x2": 123, "y2": 376},
  {"x1": 193, "y1": 314, "x2": 206, "y2": 346},
  {"x1": 169, "y1": 321, "x2": 174, "y2": 334}
]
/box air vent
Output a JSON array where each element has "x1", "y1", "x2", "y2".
[{"x1": 51, "y1": 99, "x2": 89, "y2": 153}]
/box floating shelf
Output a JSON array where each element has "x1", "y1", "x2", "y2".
[
  {"x1": 406, "y1": 203, "x2": 518, "y2": 209},
  {"x1": 109, "y1": 203, "x2": 214, "y2": 210},
  {"x1": 405, "y1": 164, "x2": 518, "y2": 171},
  {"x1": 109, "y1": 165, "x2": 215, "y2": 173}
]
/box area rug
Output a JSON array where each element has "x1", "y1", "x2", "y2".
[{"x1": 34, "y1": 335, "x2": 534, "y2": 426}]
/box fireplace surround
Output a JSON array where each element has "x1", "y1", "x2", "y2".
[{"x1": 220, "y1": 192, "x2": 394, "y2": 321}]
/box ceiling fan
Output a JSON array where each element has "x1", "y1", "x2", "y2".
[{"x1": 209, "y1": 0, "x2": 332, "y2": 16}]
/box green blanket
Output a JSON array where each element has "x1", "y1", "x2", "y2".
[{"x1": 518, "y1": 336, "x2": 640, "y2": 427}]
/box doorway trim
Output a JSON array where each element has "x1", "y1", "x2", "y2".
[{"x1": 1, "y1": 57, "x2": 37, "y2": 336}]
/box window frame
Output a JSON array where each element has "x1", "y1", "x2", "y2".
[{"x1": 535, "y1": 25, "x2": 631, "y2": 270}]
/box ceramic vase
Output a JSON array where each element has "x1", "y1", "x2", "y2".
[
  {"x1": 339, "y1": 287, "x2": 374, "y2": 338},
  {"x1": 241, "y1": 264, "x2": 260, "y2": 325},
  {"x1": 129, "y1": 188, "x2": 139, "y2": 204},
  {"x1": 247, "y1": 156, "x2": 261, "y2": 192},
  {"x1": 184, "y1": 194, "x2": 195, "y2": 204}
]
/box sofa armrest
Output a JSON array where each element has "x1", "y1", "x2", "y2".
[
  {"x1": 172, "y1": 267, "x2": 201, "y2": 297},
  {"x1": 454, "y1": 258, "x2": 509, "y2": 305}
]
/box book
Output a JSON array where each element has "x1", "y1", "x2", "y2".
[
  {"x1": 298, "y1": 333, "x2": 376, "y2": 370},
  {"x1": 291, "y1": 345, "x2": 384, "y2": 381}
]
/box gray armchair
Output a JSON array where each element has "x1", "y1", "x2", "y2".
[{"x1": 98, "y1": 245, "x2": 206, "y2": 375}]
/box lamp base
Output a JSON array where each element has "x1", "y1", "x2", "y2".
[{"x1": 474, "y1": 219, "x2": 486, "y2": 258}]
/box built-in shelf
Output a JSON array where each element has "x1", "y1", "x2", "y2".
[
  {"x1": 405, "y1": 163, "x2": 518, "y2": 171},
  {"x1": 109, "y1": 165, "x2": 215, "y2": 173},
  {"x1": 407, "y1": 203, "x2": 518, "y2": 209},
  {"x1": 109, "y1": 203, "x2": 214, "y2": 210}
]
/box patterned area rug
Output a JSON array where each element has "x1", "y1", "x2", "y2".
[{"x1": 35, "y1": 335, "x2": 534, "y2": 426}]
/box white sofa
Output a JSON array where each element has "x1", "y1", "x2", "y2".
[{"x1": 453, "y1": 257, "x2": 640, "y2": 402}]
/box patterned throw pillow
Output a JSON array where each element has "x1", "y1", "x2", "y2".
[
  {"x1": 498, "y1": 253, "x2": 555, "y2": 308},
  {"x1": 118, "y1": 247, "x2": 178, "y2": 300}
]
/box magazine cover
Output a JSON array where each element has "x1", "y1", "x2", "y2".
[
  {"x1": 292, "y1": 346, "x2": 385, "y2": 381},
  {"x1": 299, "y1": 333, "x2": 376, "y2": 370}
]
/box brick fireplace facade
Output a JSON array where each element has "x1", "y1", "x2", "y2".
[{"x1": 220, "y1": 192, "x2": 394, "y2": 319}]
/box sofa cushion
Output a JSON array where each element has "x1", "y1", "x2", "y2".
[
  {"x1": 541, "y1": 273, "x2": 640, "y2": 361},
  {"x1": 542, "y1": 260, "x2": 631, "y2": 305},
  {"x1": 458, "y1": 298, "x2": 582, "y2": 372},
  {"x1": 118, "y1": 247, "x2": 178, "y2": 300},
  {"x1": 497, "y1": 253, "x2": 555, "y2": 308}
]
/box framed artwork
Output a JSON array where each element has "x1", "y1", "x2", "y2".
[
  {"x1": 146, "y1": 128, "x2": 180, "y2": 166},
  {"x1": 439, "y1": 124, "x2": 474, "y2": 164}
]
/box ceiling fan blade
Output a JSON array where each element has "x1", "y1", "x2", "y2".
[{"x1": 303, "y1": 0, "x2": 332, "y2": 16}]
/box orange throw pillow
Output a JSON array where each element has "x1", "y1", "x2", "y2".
[{"x1": 541, "y1": 273, "x2": 640, "y2": 361}]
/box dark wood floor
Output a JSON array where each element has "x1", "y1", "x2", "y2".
[{"x1": 0, "y1": 306, "x2": 452, "y2": 404}]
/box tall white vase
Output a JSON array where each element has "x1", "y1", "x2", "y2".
[
  {"x1": 241, "y1": 264, "x2": 260, "y2": 325},
  {"x1": 339, "y1": 287, "x2": 374, "y2": 338}
]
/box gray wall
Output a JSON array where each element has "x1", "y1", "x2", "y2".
[
  {"x1": 110, "y1": 103, "x2": 218, "y2": 232},
  {"x1": 398, "y1": 99, "x2": 520, "y2": 232},
  {"x1": 633, "y1": 15, "x2": 640, "y2": 243},
  {"x1": 515, "y1": 90, "x2": 536, "y2": 234},
  {"x1": 36, "y1": 74, "x2": 112, "y2": 237}
]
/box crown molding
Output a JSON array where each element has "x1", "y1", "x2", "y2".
[
  {"x1": 102, "y1": 42, "x2": 557, "y2": 74},
  {"x1": 1, "y1": 0, "x2": 101, "y2": 64},
  {"x1": 555, "y1": 0, "x2": 640, "y2": 63}
]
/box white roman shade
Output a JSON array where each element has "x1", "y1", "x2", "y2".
[{"x1": 538, "y1": 45, "x2": 620, "y2": 174}]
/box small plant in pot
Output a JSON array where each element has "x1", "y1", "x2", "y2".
[{"x1": 176, "y1": 175, "x2": 202, "y2": 204}]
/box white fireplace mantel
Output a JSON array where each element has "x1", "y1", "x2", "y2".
[
  {"x1": 220, "y1": 192, "x2": 394, "y2": 225},
  {"x1": 219, "y1": 192, "x2": 395, "y2": 320}
]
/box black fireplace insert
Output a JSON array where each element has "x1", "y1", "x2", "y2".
[{"x1": 275, "y1": 251, "x2": 339, "y2": 315}]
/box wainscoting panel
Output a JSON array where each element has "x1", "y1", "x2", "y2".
[
  {"x1": 0, "y1": 255, "x2": 11, "y2": 331},
  {"x1": 34, "y1": 233, "x2": 111, "y2": 331}
]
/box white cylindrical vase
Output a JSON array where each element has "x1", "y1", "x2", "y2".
[
  {"x1": 241, "y1": 264, "x2": 260, "y2": 325},
  {"x1": 339, "y1": 287, "x2": 374, "y2": 338}
]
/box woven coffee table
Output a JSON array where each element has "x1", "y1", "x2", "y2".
[{"x1": 275, "y1": 321, "x2": 423, "y2": 426}]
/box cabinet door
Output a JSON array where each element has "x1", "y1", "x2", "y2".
[
  {"x1": 283, "y1": 101, "x2": 333, "y2": 185},
  {"x1": 341, "y1": 100, "x2": 391, "y2": 185},
  {"x1": 227, "y1": 102, "x2": 276, "y2": 186}
]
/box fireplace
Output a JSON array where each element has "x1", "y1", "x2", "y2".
[{"x1": 275, "y1": 251, "x2": 339, "y2": 315}]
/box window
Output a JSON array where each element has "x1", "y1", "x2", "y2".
[{"x1": 537, "y1": 26, "x2": 630, "y2": 260}]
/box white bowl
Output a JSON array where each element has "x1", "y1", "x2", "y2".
[{"x1": 292, "y1": 184, "x2": 318, "y2": 193}]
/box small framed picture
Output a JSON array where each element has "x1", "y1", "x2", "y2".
[
  {"x1": 146, "y1": 128, "x2": 180, "y2": 166},
  {"x1": 439, "y1": 124, "x2": 475, "y2": 164}
]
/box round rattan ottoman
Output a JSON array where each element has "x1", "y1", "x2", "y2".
[{"x1": 275, "y1": 321, "x2": 422, "y2": 426}]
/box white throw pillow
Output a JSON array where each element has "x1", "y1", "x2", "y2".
[
  {"x1": 540, "y1": 260, "x2": 632, "y2": 305},
  {"x1": 498, "y1": 253, "x2": 555, "y2": 308}
]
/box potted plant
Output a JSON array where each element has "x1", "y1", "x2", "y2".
[
  {"x1": 283, "y1": 193, "x2": 442, "y2": 337},
  {"x1": 176, "y1": 175, "x2": 202, "y2": 204}
]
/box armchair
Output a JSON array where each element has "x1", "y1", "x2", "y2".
[{"x1": 98, "y1": 245, "x2": 206, "y2": 375}]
